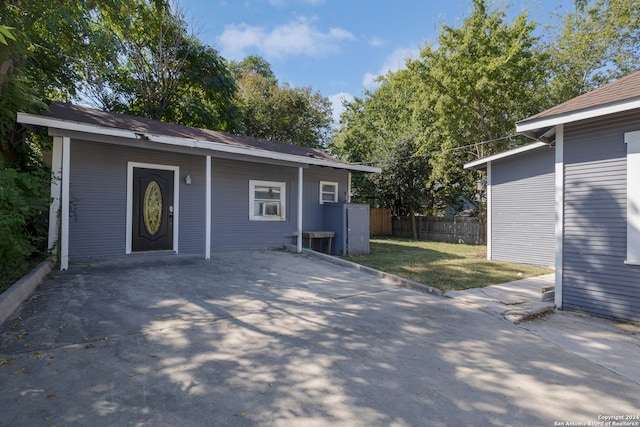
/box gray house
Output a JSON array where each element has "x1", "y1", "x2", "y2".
[
  {"x1": 465, "y1": 142, "x2": 555, "y2": 267},
  {"x1": 18, "y1": 103, "x2": 380, "y2": 270},
  {"x1": 467, "y1": 70, "x2": 640, "y2": 323}
]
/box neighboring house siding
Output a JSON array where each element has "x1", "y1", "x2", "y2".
[
  {"x1": 491, "y1": 147, "x2": 555, "y2": 266},
  {"x1": 563, "y1": 110, "x2": 640, "y2": 322},
  {"x1": 68, "y1": 139, "x2": 206, "y2": 259}
]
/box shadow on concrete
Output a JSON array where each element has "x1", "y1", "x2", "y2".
[{"x1": 0, "y1": 251, "x2": 638, "y2": 426}]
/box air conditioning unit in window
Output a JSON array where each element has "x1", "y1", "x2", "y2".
[{"x1": 261, "y1": 202, "x2": 280, "y2": 217}]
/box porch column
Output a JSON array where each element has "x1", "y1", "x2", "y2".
[
  {"x1": 48, "y1": 136, "x2": 63, "y2": 250},
  {"x1": 486, "y1": 163, "x2": 492, "y2": 260},
  {"x1": 555, "y1": 124, "x2": 564, "y2": 309},
  {"x1": 60, "y1": 136, "x2": 71, "y2": 270},
  {"x1": 205, "y1": 155, "x2": 211, "y2": 260},
  {"x1": 297, "y1": 166, "x2": 303, "y2": 253}
]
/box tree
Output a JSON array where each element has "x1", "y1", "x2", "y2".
[
  {"x1": 370, "y1": 134, "x2": 432, "y2": 239},
  {"x1": 0, "y1": 1, "x2": 97, "y2": 282},
  {"x1": 547, "y1": 0, "x2": 640, "y2": 102},
  {"x1": 234, "y1": 58, "x2": 333, "y2": 148},
  {"x1": 412, "y1": 0, "x2": 550, "y2": 214},
  {"x1": 82, "y1": 0, "x2": 238, "y2": 130},
  {"x1": 331, "y1": 67, "x2": 439, "y2": 238}
]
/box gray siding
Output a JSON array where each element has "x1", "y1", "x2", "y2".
[
  {"x1": 302, "y1": 167, "x2": 350, "y2": 231},
  {"x1": 563, "y1": 110, "x2": 640, "y2": 322},
  {"x1": 210, "y1": 158, "x2": 297, "y2": 251},
  {"x1": 69, "y1": 139, "x2": 206, "y2": 259},
  {"x1": 490, "y1": 146, "x2": 555, "y2": 266},
  {"x1": 209, "y1": 162, "x2": 348, "y2": 252},
  {"x1": 67, "y1": 139, "x2": 353, "y2": 260}
]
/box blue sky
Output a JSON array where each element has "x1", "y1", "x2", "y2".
[{"x1": 181, "y1": 0, "x2": 573, "y2": 122}]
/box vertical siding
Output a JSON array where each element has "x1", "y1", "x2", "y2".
[
  {"x1": 563, "y1": 110, "x2": 640, "y2": 322},
  {"x1": 490, "y1": 146, "x2": 555, "y2": 266},
  {"x1": 69, "y1": 140, "x2": 206, "y2": 259}
]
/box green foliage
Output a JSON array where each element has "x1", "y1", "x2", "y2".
[
  {"x1": 235, "y1": 67, "x2": 333, "y2": 148},
  {"x1": 546, "y1": 0, "x2": 640, "y2": 101},
  {"x1": 415, "y1": 0, "x2": 549, "y2": 190},
  {"x1": 0, "y1": 25, "x2": 16, "y2": 45},
  {"x1": 0, "y1": 161, "x2": 49, "y2": 287},
  {"x1": 82, "y1": 1, "x2": 238, "y2": 130},
  {"x1": 334, "y1": 0, "x2": 551, "y2": 217},
  {"x1": 366, "y1": 134, "x2": 431, "y2": 216}
]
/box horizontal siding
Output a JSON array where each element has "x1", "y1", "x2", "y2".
[
  {"x1": 562, "y1": 109, "x2": 640, "y2": 322},
  {"x1": 211, "y1": 158, "x2": 298, "y2": 251},
  {"x1": 69, "y1": 141, "x2": 127, "y2": 258},
  {"x1": 69, "y1": 140, "x2": 206, "y2": 260},
  {"x1": 303, "y1": 167, "x2": 349, "y2": 231},
  {"x1": 490, "y1": 146, "x2": 555, "y2": 266},
  {"x1": 67, "y1": 139, "x2": 353, "y2": 260}
]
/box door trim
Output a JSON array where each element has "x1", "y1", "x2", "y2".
[{"x1": 126, "y1": 162, "x2": 180, "y2": 254}]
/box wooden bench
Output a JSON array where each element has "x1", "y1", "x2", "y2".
[{"x1": 302, "y1": 231, "x2": 335, "y2": 254}]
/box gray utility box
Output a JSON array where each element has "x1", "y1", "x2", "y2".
[{"x1": 322, "y1": 203, "x2": 370, "y2": 256}]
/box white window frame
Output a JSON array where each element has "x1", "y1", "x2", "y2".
[
  {"x1": 625, "y1": 130, "x2": 640, "y2": 265},
  {"x1": 249, "y1": 180, "x2": 286, "y2": 221},
  {"x1": 319, "y1": 181, "x2": 339, "y2": 204}
]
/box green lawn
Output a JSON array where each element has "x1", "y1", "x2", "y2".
[{"x1": 344, "y1": 237, "x2": 553, "y2": 292}]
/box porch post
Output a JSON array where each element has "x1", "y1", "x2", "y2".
[
  {"x1": 48, "y1": 136, "x2": 63, "y2": 250},
  {"x1": 297, "y1": 166, "x2": 303, "y2": 253},
  {"x1": 60, "y1": 136, "x2": 71, "y2": 270},
  {"x1": 205, "y1": 155, "x2": 211, "y2": 260},
  {"x1": 555, "y1": 124, "x2": 564, "y2": 309},
  {"x1": 486, "y1": 163, "x2": 492, "y2": 260}
]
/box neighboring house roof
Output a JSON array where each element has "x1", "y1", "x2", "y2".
[
  {"x1": 17, "y1": 103, "x2": 380, "y2": 173},
  {"x1": 517, "y1": 70, "x2": 640, "y2": 140}
]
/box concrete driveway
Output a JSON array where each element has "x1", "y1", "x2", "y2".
[{"x1": 1, "y1": 251, "x2": 638, "y2": 427}]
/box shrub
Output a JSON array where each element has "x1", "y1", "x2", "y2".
[{"x1": 0, "y1": 161, "x2": 49, "y2": 290}]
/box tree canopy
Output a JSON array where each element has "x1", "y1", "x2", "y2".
[{"x1": 333, "y1": 0, "x2": 640, "y2": 221}]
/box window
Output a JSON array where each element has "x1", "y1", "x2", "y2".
[
  {"x1": 625, "y1": 131, "x2": 640, "y2": 264},
  {"x1": 320, "y1": 181, "x2": 338, "y2": 204},
  {"x1": 249, "y1": 180, "x2": 286, "y2": 221}
]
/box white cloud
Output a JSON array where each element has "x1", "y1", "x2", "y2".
[
  {"x1": 328, "y1": 92, "x2": 354, "y2": 126},
  {"x1": 362, "y1": 46, "x2": 419, "y2": 89},
  {"x1": 217, "y1": 17, "x2": 355, "y2": 61},
  {"x1": 368, "y1": 36, "x2": 386, "y2": 47}
]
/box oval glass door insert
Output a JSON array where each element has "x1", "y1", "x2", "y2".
[{"x1": 143, "y1": 180, "x2": 163, "y2": 235}]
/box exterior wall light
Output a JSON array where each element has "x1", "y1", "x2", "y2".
[{"x1": 185, "y1": 174, "x2": 192, "y2": 185}]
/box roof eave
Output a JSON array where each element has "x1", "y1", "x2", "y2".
[
  {"x1": 463, "y1": 141, "x2": 549, "y2": 170},
  {"x1": 516, "y1": 97, "x2": 640, "y2": 134},
  {"x1": 17, "y1": 112, "x2": 380, "y2": 173}
]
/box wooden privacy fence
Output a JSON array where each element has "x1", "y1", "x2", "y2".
[
  {"x1": 370, "y1": 208, "x2": 392, "y2": 236},
  {"x1": 370, "y1": 208, "x2": 485, "y2": 245},
  {"x1": 392, "y1": 216, "x2": 484, "y2": 245}
]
